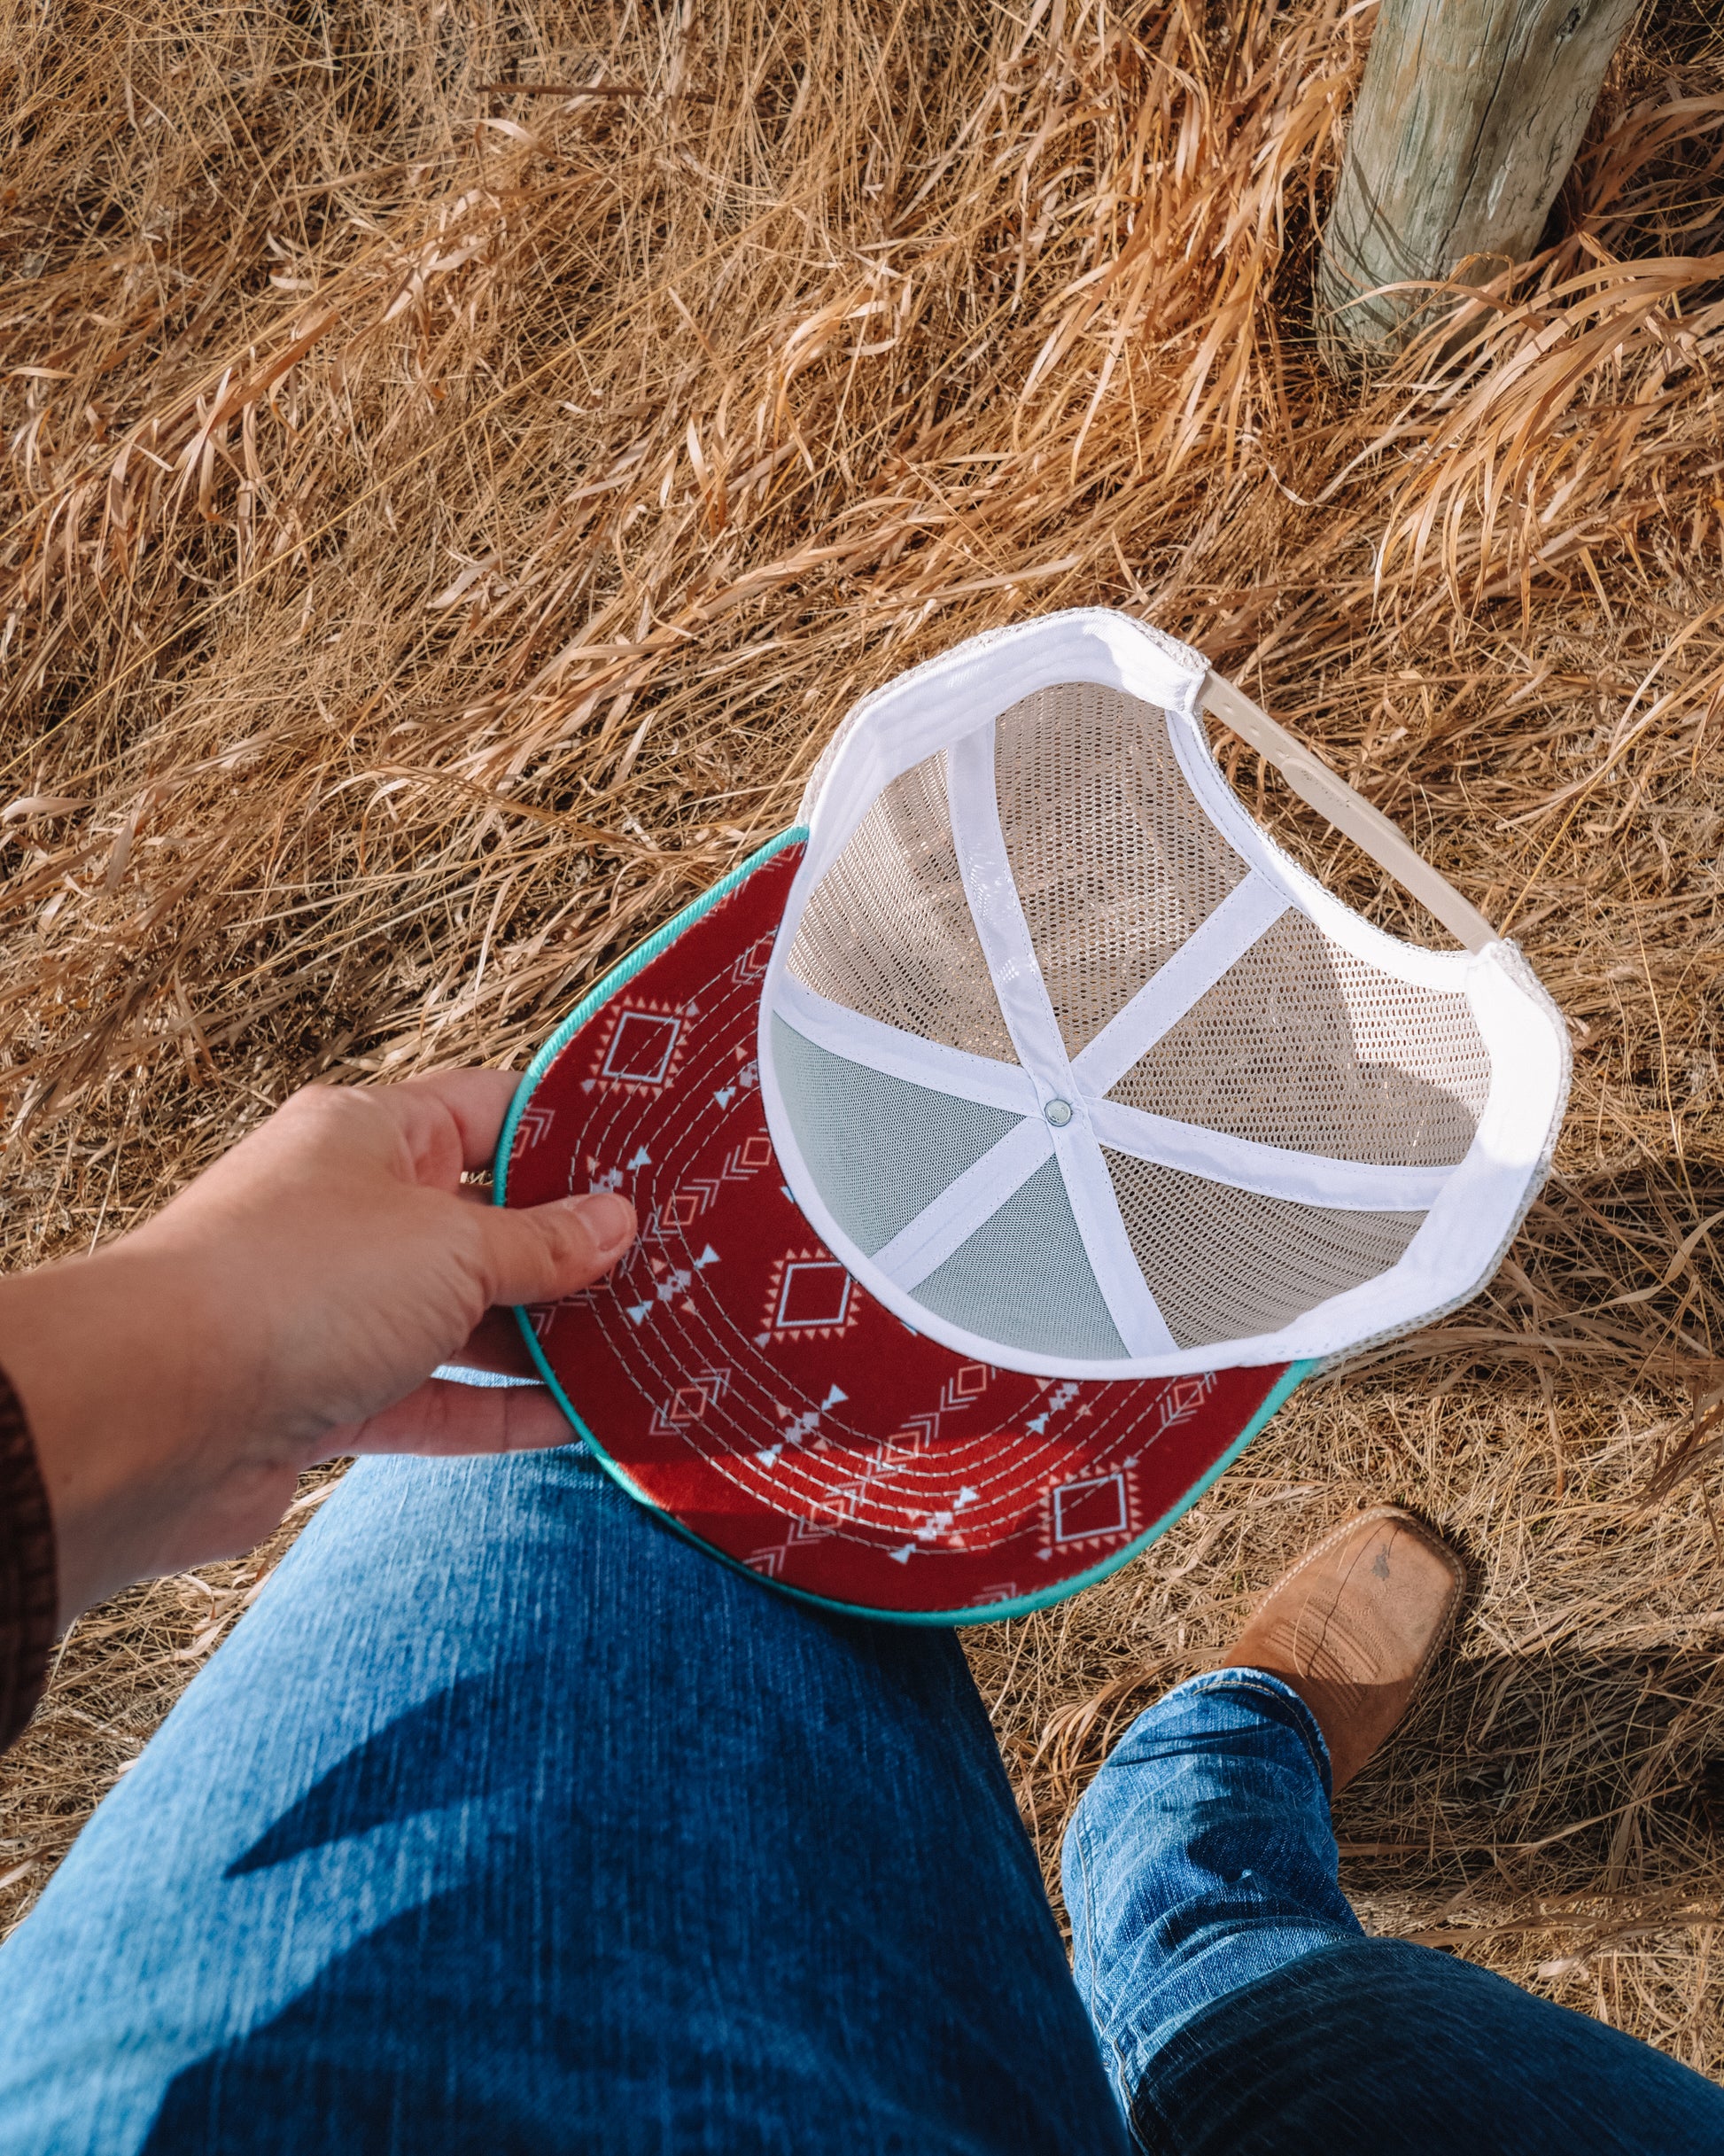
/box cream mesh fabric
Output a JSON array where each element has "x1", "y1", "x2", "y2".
[
  {"x1": 786, "y1": 751, "x2": 1015, "y2": 1061},
  {"x1": 995, "y1": 685, "x2": 1246, "y2": 1055},
  {"x1": 1107, "y1": 912, "x2": 1489, "y2": 1167},
  {"x1": 764, "y1": 632, "x2": 1563, "y2": 1374},
  {"x1": 1102, "y1": 1152, "x2": 1425, "y2": 1349}
]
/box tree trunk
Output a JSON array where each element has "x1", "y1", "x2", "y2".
[{"x1": 1316, "y1": 0, "x2": 1639, "y2": 367}]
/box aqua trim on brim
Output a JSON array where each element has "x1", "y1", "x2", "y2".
[
  {"x1": 494, "y1": 825, "x2": 808, "y2": 1190},
  {"x1": 494, "y1": 826, "x2": 1309, "y2": 1626},
  {"x1": 757, "y1": 1355, "x2": 1312, "y2": 1626}
]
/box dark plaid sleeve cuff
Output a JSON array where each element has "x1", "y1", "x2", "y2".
[{"x1": 0, "y1": 1364, "x2": 56, "y2": 1752}]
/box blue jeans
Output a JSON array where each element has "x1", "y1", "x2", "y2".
[
  {"x1": 1066, "y1": 1669, "x2": 1366, "y2": 2090},
  {"x1": 1068, "y1": 1673, "x2": 1724, "y2": 2150},
  {"x1": 0, "y1": 1446, "x2": 1717, "y2": 2152}
]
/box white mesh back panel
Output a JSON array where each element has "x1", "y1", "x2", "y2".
[
  {"x1": 1102, "y1": 1153, "x2": 1425, "y2": 1348},
  {"x1": 787, "y1": 750, "x2": 1015, "y2": 1061},
  {"x1": 995, "y1": 684, "x2": 1246, "y2": 1055},
  {"x1": 760, "y1": 611, "x2": 1570, "y2": 1381},
  {"x1": 1107, "y1": 913, "x2": 1489, "y2": 1165}
]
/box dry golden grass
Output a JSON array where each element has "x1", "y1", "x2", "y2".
[{"x1": 3, "y1": 0, "x2": 1724, "y2": 2077}]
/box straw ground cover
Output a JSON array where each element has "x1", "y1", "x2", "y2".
[{"x1": 3, "y1": 0, "x2": 1723, "y2": 2072}]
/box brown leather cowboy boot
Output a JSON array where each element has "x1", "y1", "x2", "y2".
[{"x1": 1217, "y1": 1506, "x2": 1465, "y2": 1793}]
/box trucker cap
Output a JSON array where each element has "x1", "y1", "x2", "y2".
[{"x1": 496, "y1": 610, "x2": 1569, "y2": 1621}]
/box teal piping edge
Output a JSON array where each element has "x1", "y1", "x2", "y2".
[
  {"x1": 764, "y1": 1354, "x2": 1314, "y2": 1628},
  {"x1": 493, "y1": 823, "x2": 807, "y2": 1188},
  {"x1": 493, "y1": 828, "x2": 1314, "y2": 1627},
  {"x1": 493, "y1": 826, "x2": 809, "y2": 1539}
]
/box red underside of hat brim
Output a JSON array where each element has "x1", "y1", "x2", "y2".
[{"x1": 500, "y1": 837, "x2": 1294, "y2": 1621}]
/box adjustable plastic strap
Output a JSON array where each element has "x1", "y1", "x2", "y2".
[{"x1": 1200, "y1": 673, "x2": 1496, "y2": 955}]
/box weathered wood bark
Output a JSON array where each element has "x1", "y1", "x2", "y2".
[{"x1": 1317, "y1": 0, "x2": 1639, "y2": 366}]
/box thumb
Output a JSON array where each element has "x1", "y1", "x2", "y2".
[{"x1": 474, "y1": 1191, "x2": 638, "y2": 1307}]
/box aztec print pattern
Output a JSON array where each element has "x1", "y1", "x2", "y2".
[{"x1": 502, "y1": 843, "x2": 1292, "y2": 1619}]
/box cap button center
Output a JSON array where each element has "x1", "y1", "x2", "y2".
[{"x1": 1044, "y1": 1098, "x2": 1073, "y2": 1127}]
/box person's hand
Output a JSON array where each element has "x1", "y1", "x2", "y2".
[{"x1": 0, "y1": 1070, "x2": 636, "y2": 1625}]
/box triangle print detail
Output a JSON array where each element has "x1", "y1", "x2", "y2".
[
  {"x1": 502, "y1": 608, "x2": 1572, "y2": 1614},
  {"x1": 503, "y1": 837, "x2": 1294, "y2": 1619}
]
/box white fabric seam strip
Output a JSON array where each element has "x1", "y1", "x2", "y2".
[
  {"x1": 776, "y1": 971, "x2": 1449, "y2": 1213},
  {"x1": 945, "y1": 725, "x2": 1177, "y2": 1357},
  {"x1": 774, "y1": 973, "x2": 1038, "y2": 1117},
  {"x1": 754, "y1": 612, "x2": 1566, "y2": 1380},
  {"x1": 869, "y1": 1116, "x2": 1053, "y2": 1289},
  {"x1": 1072, "y1": 872, "x2": 1291, "y2": 1097},
  {"x1": 1087, "y1": 1098, "x2": 1449, "y2": 1211},
  {"x1": 944, "y1": 724, "x2": 1076, "y2": 1105}
]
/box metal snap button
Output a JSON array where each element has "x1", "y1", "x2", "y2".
[{"x1": 1044, "y1": 1098, "x2": 1073, "y2": 1127}]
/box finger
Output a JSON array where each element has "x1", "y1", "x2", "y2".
[
  {"x1": 445, "y1": 1304, "x2": 543, "y2": 1377},
  {"x1": 338, "y1": 1377, "x2": 577, "y2": 1456},
  {"x1": 402, "y1": 1068, "x2": 524, "y2": 1173},
  {"x1": 474, "y1": 1191, "x2": 637, "y2": 1307}
]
